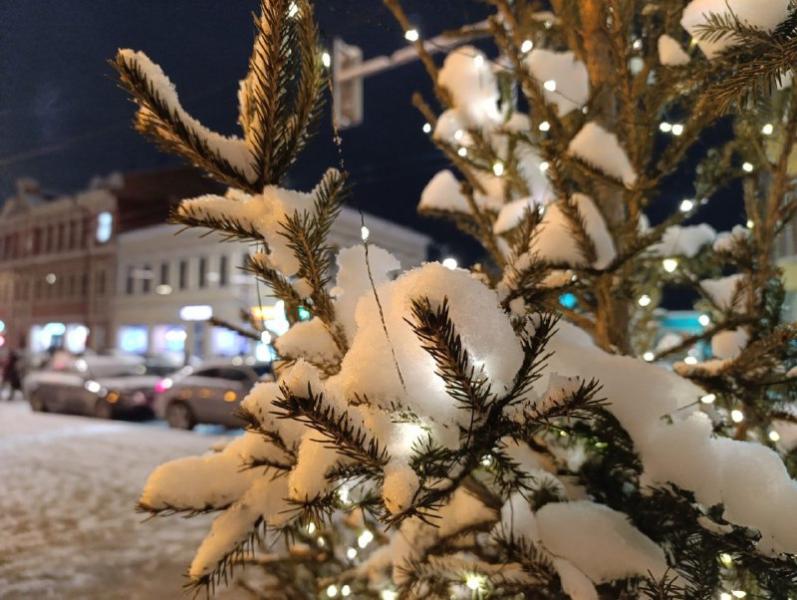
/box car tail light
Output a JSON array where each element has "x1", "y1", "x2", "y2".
[{"x1": 155, "y1": 377, "x2": 173, "y2": 393}]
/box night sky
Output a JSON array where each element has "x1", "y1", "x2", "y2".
[{"x1": 0, "y1": 1, "x2": 747, "y2": 293}]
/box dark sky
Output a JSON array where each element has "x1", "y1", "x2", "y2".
[{"x1": 0, "y1": 1, "x2": 746, "y2": 283}]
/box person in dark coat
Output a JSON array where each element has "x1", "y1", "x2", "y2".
[{"x1": 1, "y1": 349, "x2": 21, "y2": 400}]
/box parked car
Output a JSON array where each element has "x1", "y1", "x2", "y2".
[
  {"x1": 23, "y1": 355, "x2": 160, "y2": 419},
  {"x1": 154, "y1": 359, "x2": 273, "y2": 430}
]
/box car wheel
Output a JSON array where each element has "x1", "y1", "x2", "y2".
[
  {"x1": 93, "y1": 398, "x2": 113, "y2": 420},
  {"x1": 29, "y1": 389, "x2": 47, "y2": 412},
  {"x1": 166, "y1": 402, "x2": 195, "y2": 430}
]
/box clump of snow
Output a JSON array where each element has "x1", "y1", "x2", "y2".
[
  {"x1": 240, "y1": 381, "x2": 307, "y2": 447},
  {"x1": 433, "y1": 109, "x2": 468, "y2": 145},
  {"x1": 382, "y1": 462, "x2": 420, "y2": 514},
  {"x1": 527, "y1": 194, "x2": 616, "y2": 269},
  {"x1": 567, "y1": 122, "x2": 637, "y2": 188},
  {"x1": 681, "y1": 0, "x2": 791, "y2": 59},
  {"x1": 288, "y1": 431, "x2": 342, "y2": 501},
  {"x1": 438, "y1": 46, "x2": 501, "y2": 127},
  {"x1": 275, "y1": 317, "x2": 341, "y2": 365},
  {"x1": 536, "y1": 500, "x2": 668, "y2": 583},
  {"x1": 554, "y1": 558, "x2": 598, "y2": 600},
  {"x1": 494, "y1": 197, "x2": 539, "y2": 234},
  {"x1": 419, "y1": 170, "x2": 470, "y2": 214},
  {"x1": 713, "y1": 225, "x2": 749, "y2": 252},
  {"x1": 524, "y1": 50, "x2": 589, "y2": 116},
  {"x1": 700, "y1": 273, "x2": 749, "y2": 311},
  {"x1": 711, "y1": 327, "x2": 749, "y2": 359},
  {"x1": 657, "y1": 34, "x2": 690, "y2": 65},
  {"x1": 651, "y1": 223, "x2": 716, "y2": 258},
  {"x1": 334, "y1": 244, "x2": 401, "y2": 342},
  {"x1": 117, "y1": 50, "x2": 255, "y2": 182}
]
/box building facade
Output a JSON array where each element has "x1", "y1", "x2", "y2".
[
  {"x1": 112, "y1": 207, "x2": 431, "y2": 363},
  {"x1": 776, "y1": 216, "x2": 797, "y2": 322},
  {"x1": 0, "y1": 178, "x2": 118, "y2": 353}
]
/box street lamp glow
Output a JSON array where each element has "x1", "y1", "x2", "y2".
[{"x1": 404, "y1": 28, "x2": 419, "y2": 42}]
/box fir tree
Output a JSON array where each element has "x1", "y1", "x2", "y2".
[{"x1": 116, "y1": 0, "x2": 797, "y2": 598}]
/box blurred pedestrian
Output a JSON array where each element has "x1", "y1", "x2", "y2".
[{"x1": 1, "y1": 349, "x2": 21, "y2": 401}]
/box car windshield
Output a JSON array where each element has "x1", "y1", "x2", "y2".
[{"x1": 78, "y1": 358, "x2": 147, "y2": 379}]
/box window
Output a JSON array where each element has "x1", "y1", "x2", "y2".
[
  {"x1": 179, "y1": 260, "x2": 188, "y2": 290},
  {"x1": 219, "y1": 255, "x2": 228, "y2": 286},
  {"x1": 198, "y1": 257, "x2": 207, "y2": 288},
  {"x1": 96, "y1": 270, "x2": 106, "y2": 296},
  {"x1": 160, "y1": 262, "x2": 170, "y2": 286},
  {"x1": 32, "y1": 228, "x2": 41, "y2": 255},
  {"x1": 68, "y1": 274, "x2": 76, "y2": 297},
  {"x1": 95, "y1": 211, "x2": 113, "y2": 243},
  {"x1": 45, "y1": 225, "x2": 54, "y2": 253},
  {"x1": 142, "y1": 264, "x2": 151, "y2": 294},
  {"x1": 81, "y1": 273, "x2": 88, "y2": 295},
  {"x1": 57, "y1": 223, "x2": 65, "y2": 250},
  {"x1": 126, "y1": 266, "x2": 135, "y2": 295},
  {"x1": 68, "y1": 221, "x2": 76, "y2": 249}
]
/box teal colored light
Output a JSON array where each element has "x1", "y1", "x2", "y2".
[
  {"x1": 298, "y1": 306, "x2": 312, "y2": 321},
  {"x1": 559, "y1": 293, "x2": 578, "y2": 309}
]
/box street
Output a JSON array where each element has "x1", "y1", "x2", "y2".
[{"x1": 0, "y1": 401, "x2": 247, "y2": 599}]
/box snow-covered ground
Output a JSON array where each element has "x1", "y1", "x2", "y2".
[{"x1": 0, "y1": 401, "x2": 247, "y2": 599}]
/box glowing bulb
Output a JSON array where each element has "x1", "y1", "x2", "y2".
[
  {"x1": 454, "y1": 129, "x2": 465, "y2": 142},
  {"x1": 719, "y1": 552, "x2": 733, "y2": 567},
  {"x1": 671, "y1": 123, "x2": 684, "y2": 136},
  {"x1": 404, "y1": 28, "x2": 419, "y2": 42},
  {"x1": 539, "y1": 120, "x2": 551, "y2": 132},
  {"x1": 698, "y1": 314, "x2": 710, "y2": 327},
  {"x1": 520, "y1": 39, "x2": 533, "y2": 53},
  {"x1": 360, "y1": 225, "x2": 370, "y2": 242},
  {"x1": 306, "y1": 522, "x2": 316, "y2": 534},
  {"x1": 457, "y1": 147, "x2": 467, "y2": 157},
  {"x1": 731, "y1": 409, "x2": 744, "y2": 423},
  {"x1": 679, "y1": 199, "x2": 694, "y2": 212},
  {"x1": 643, "y1": 351, "x2": 655, "y2": 362},
  {"x1": 341, "y1": 586, "x2": 351, "y2": 597},
  {"x1": 746, "y1": 219, "x2": 755, "y2": 229},
  {"x1": 465, "y1": 574, "x2": 485, "y2": 591},
  {"x1": 769, "y1": 430, "x2": 781, "y2": 442},
  {"x1": 321, "y1": 51, "x2": 331, "y2": 68},
  {"x1": 442, "y1": 257, "x2": 458, "y2": 270},
  {"x1": 326, "y1": 585, "x2": 338, "y2": 597},
  {"x1": 662, "y1": 258, "x2": 678, "y2": 273},
  {"x1": 492, "y1": 161, "x2": 505, "y2": 177},
  {"x1": 422, "y1": 122, "x2": 432, "y2": 134},
  {"x1": 700, "y1": 393, "x2": 716, "y2": 405},
  {"x1": 720, "y1": 594, "x2": 732, "y2": 600},
  {"x1": 480, "y1": 454, "x2": 494, "y2": 467},
  {"x1": 632, "y1": 38, "x2": 643, "y2": 50},
  {"x1": 381, "y1": 591, "x2": 398, "y2": 600},
  {"x1": 346, "y1": 547, "x2": 357, "y2": 559},
  {"x1": 659, "y1": 121, "x2": 672, "y2": 133},
  {"x1": 358, "y1": 529, "x2": 374, "y2": 549},
  {"x1": 638, "y1": 294, "x2": 652, "y2": 307},
  {"x1": 731, "y1": 592, "x2": 746, "y2": 599},
  {"x1": 742, "y1": 162, "x2": 754, "y2": 173},
  {"x1": 543, "y1": 79, "x2": 557, "y2": 92},
  {"x1": 473, "y1": 54, "x2": 484, "y2": 67},
  {"x1": 539, "y1": 161, "x2": 550, "y2": 172},
  {"x1": 684, "y1": 356, "x2": 698, "y2": 365},
  {"x1": 762, "y1": 123, "x2": 774, "y2": 135},
  {"x1": 260, "y1": 331, "x2": 272, "y2": 344}
]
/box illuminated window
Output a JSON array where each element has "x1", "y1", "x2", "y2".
[{"x1": 96, "y1": 212, "x2": 113, "y2": 243}]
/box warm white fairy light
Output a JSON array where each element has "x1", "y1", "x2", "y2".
[
  {"x1": 662, "y1": 258, "x2": 679, "y2": 273},
  {"x1": 679, "y1": 198, "x2": 694, "y2": 212},
  {"x1": 638, "y1": 294, "x2": 652, "y2": 307},
  {"x1": 360, "y1": 225, "x2": 370, "y2": 242},
  {"x1": 543, "y1": 79, "x2": 557, "y2": 92},
  {"x1": 698, "y1": 314, "x2": 710, "y2": 327},
  {"x1": 306, "y1": 522, "x2": 317, "y2": 535},
  {"x1": 326, "y1": 584, "x2": 339, "y2": 597},
  {"x1": 643, "y1": 351, "x2": 655, "y2": 362},
  {"x1": 659, "y1": 121, "x2": 672, "y2": 133},
  {"x1": 454, "y1": 129, "x2": 464, "y2": 141},
  {"x1": 404, "y1": 28, "x2": 419, "y2": 42},
  {"x1": 632, "y1": 38, "x2": 643, "y2": 50},
  {"x1": 731, "y1": 591, "x2": 746, "y2": 599},
  {"x1": 720, "y1": 594, "x2": 732, "y2": 600},
  {"x1": 520, "y1": 39, "x2": 534, "y2": 53},
  {"x1": 317, "y1": 537, "x2": 326, "y2": 547},
  {"x1": 539, "y1": 161, "x2": 550, "y2": 172},
  {"x1": 473, "y1": 54, "x2": 484, "y2": 67},
  {"x1": 357, "y1": 529, "x2": 374, "y2": 549},
  {"x1": 742, "y1": 162, "x2": 754, "y2": 173},
  {"x1": 700, "y1": 393, "x2": 716, "y2": 405},
  {"x1": 380, "y1": 591, "x2": 398, "y2": 600},
  {"x1": 457, "y1": 147, "x2": 468, "y2": 157},
  {"x1": 465, "y1": 574, "x2": 486, "y2": 591},
  {"x1": 539, "y1": 120, "x2": 551, "y2": 132},
  {"x1": 422, "y1": 122, "x2": 432, "y2": 134},
  {"x1": 769, "y1": 430, "x2": 781, "y2": 442},
  {"x1": 762, "y1": 123, "x2": 774, "y2": 135},
  {"x1": 719, "y1": 552, "x2": 733, "y2": 567},
  {"x1": 731, "y1": 409, "x2": 744, "y2": 423},
  {"x1": 480, "y1": 454, "x2": 494, "y2": 467},
  {"x1": 341, "y1": 585, "x2": 352, "y2": 597},
  {"x1": 442, "y1": 257, "x2": 458, "y2": 270},
  {"x1": 671, "y1": 123, "x2": 684, "y2": 136},
  {"x1": 683, "y1": 356, "x2": 698, "y2": 365},
  {"x1": 746, "y1": 219, "x2": 755, "y2": 228},
  {"x1": 492, "y1": 161, "x2": 505, "y2": 177},
  {"x1": 321, "y1": 51, "x2": 331, "y2": 68},
  {"x1": 346, "y1": 547, "x2": 357, "y2": 559}
]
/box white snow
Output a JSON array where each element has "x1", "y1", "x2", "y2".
[
  {"x1": 700, "y1": 273, "x2": 749, "y2": 311},
  {"x1": 657, "y1": 34, "x2": 690, "y2": 66},
  {"x1": 117, "y1": 50, "x2": 255, "y2": 182},
  {"x1": 681, "y1": 0, "x2": 791, "y2": 59},
  {"x1": 275, "y1": 316, "x2": 341, "y2": 366},
  {"x1": 713, "y1": 225, "x2": 749, "y2": 252},
  {"x1": 524, "y1": 50, "x2": 589, "y2": 116},
  {"x1": 494, "y1": 197, "x2": 539, "y2": 234},
  {"x1": 567, "y1": 122, "x2": 637, "y2": 187},
  {"x1": 553, "y1": 558, "x2": 598, "y2": 600},
  {"x1": 651, "y1": 223, "x2": 716, "y2": 257},
  {"x1": 382, "y1": 462, "x2": 421, "y2": 514},
  {"x1": 437, "y1": 46, "x2": 501, "y2": 127},
  {"x1": 419, "y1": 170, "x2": 470, "y2": 214},
  {"x1": 711, "y1": 327, "x2": 749, "y2": 359}
]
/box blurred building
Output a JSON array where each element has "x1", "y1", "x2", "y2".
[
  {"x1": 0, "y1": 167, "x2": 432, "y2": 361},
  {"x1": 113, "y1": 207, "x2": 431, "y2": 363},
  {"x1": 777, "y1": 217, "x2": 797, "y2": 322}
]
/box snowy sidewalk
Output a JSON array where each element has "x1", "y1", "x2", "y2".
[{"x1": 0, "y1": 402, "x2": 244, "y2": 599}]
